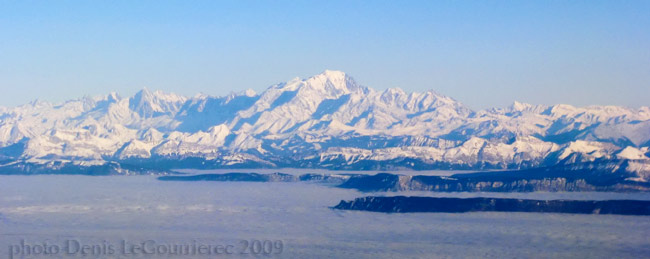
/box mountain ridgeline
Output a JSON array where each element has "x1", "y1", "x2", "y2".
[
  {"x1": 0, "y1": 70, "x2": 649, "y2": 179},
  {"x1": 333, "y1": 196, "x2": 650, "y2": 215}
]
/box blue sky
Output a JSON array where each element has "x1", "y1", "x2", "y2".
[{"x1": 1, "y1": 1, "x2": 648, "y2": 109}]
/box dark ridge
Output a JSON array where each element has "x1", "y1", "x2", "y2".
[
  {"x1": 337, "y1": 162, "x2": 650, "y2": 192},
  {"x1": 158, "y1": 172, "x2": 350, "y2": 184},
  {"x1": 333, "y1": 196, "x2": 650, "y2": 215},
  {"x1": 0, "y1": 161, "x2": 169, "y2": 175},
  {"x1": 338, "y1": 173, "x2": 401, "y2": 192},
  {"x1": 158, "y1": 172, "x2": 295, "y2": 182}
]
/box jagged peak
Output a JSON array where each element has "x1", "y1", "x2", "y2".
[
  {"x1": 547, "y1": 103, "x2": 577, "y2": 114},
  {"x1": 107, "y1": 92, "x2": 121, "y2": 101},
  {"x1": 379, "y1": 87, "x2": 407, "y2": 103},
  {"x1": 319, "y1": 69, "x2": 347, "y2": 78},
  {"x1": 131, "y1": 88, "x2": 186, "y2": 102},
  {"x1": 507, "y1": 101, "x2": 548, "y2": 113},
  {"x1": 130, "y1": 88, "x2": 155, "y2": 105},
  {"x1": 424, "y1": 89, "x2": 444, "y2": 95},
  {"x1": 241, "y1": 89, "x2": 257, "y2": 97},
  {"x1": 511, "y1": 101, "x2": 532, "y2": 110},
  {"x1": 128, "y1": 88, "x2": 187, "y2": 118},
  {"x1": 383, "y1": 87, "x2": 406, "y2": 95},
  {"x1": 88, "y1": 92, "x2": 121, "y2": 103},
  {"x1": 192, "y1": 92, "x2": 210, "y2": 99},
  {"x1": 133, "y1": 87, "x2": 154, "y2": 98},
  {"x1": 381, "y1": 87, "x2": 454, "y2": 101},
  {"x1": 226, "y1": 89, "x2": 258, "y2": 99},
  {"x1": 303, "y1": 70, "x2": 362, "y2": 94},
  {"x1": 207, "y1": 124, "x2": 231, "y2": 134}
]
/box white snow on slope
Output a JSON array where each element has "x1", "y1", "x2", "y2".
[{"x1": 0, "y1": 70, "x2": 648, "y2": 170}]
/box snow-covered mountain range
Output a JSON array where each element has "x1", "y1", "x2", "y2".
[{"x1": 1, "y1": 70, "x2": 649, "y2": 177}]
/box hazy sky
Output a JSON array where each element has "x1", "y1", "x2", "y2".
[{"x1": 1, "y1": 1, "x2": 648, "y2": 109}]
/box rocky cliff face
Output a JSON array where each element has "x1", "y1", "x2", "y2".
[{"x1": 338, "y1": 160, "x2": 650, "y2": 192}]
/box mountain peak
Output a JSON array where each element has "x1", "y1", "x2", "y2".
[
  {"x1": 510, "y1": 101, "x2": 533, "y2": 111},
  {"x1": 301, "y1": 70, "x2": 364, "y2": 95},
  {"x1": 135, "y1": 87, "x2": 153, "y2": 97},
  {"x1": 225, "y1": 89, "x2": 258, "y2": 102},
  {"x1": 309, "y1": 70, "x2": 350, "y2": 85},
  {"x1": 242, "y1": 89, "x2": 257, "y2": 97},
  {"x1": 383, "y1": 87, "x2": 406, "y2": 95},
  {"x1": 319, "y1": 69, "x2": 347, "y2": 78},
  {"x1": 129, "y1": 89, "x2": 187, "y2": 118},
  {"x1": 107, "y1": 92, "x2": 120, "y2": 101}
]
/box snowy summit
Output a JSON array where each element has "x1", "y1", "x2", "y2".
[{"x1": 0, "y1": 70, "x2": 649, "y2": 176}]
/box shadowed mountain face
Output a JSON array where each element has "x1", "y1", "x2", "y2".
[
  {"x1": 333, "y1": 196, "x2": 650, "y2": 215},
  {"x1": 337, "y1": 163, "x2": 650, "y2": 192},
  {"x1": 0, "y1": 70, "x2": 649, "y2": 176}
]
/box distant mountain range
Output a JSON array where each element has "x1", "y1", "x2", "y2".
[{"x1": 1, "y1": 70, "x2": 649, "y2": 179}]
